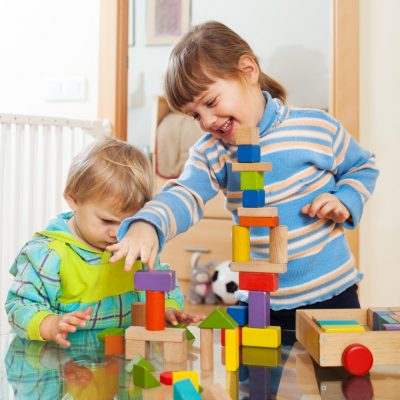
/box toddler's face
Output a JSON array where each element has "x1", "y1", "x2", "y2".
[
  {"x1": 67, "y1": 196, "x2": 135, "y2": 252},
  {"x1": 181, "y1": 77, "x2": 265, "y2": 145}
]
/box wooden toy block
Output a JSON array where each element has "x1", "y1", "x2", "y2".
[
  {"x1": 125, "y1": 326, "x2": 185, "y2": 342},
  {"x1": 164, "y1": 338, "x2": 188, "y2": 363},
  {"x1": 134, "y1": 270, "x2": 176, "y2": 291},
  {"x1": 125, "y1": 339, "x2": 148, "y2": 359},
  {"x1": 238, "y1": 145, "x2": 261, "y2": 162},
  {"x1": 230, "y1": 259, "x2": 287, "y2": 273},
  {"x1": 133, "y1": 364, "x2": 160, "y2": 389},
  {"x1": 382, "y1": 323, "x2": 400, "y2": 330},
  {"x1": 199, "y1": 306, "x2": 238, "y2": 329},
  {"x1": 240, "y1": 171, "x2": 264, "y2": 190},
  {"x1": 232, "y1": 162, "x2": 272, "y2": 172},
  {"x1": 320, "y1": 325, "x2": 365, "y2": 333},
  {"x1": 200, "y1": 328, "x2": 213, "y2": 370},
  {"x1": 172, "y1": 370, "x2": 199, "y2": 390},
  {"x1": 390, "y1": 314, "x2": 400, "y2": 323},
  {"x1": 96, "y1": 327, "x2": 124, "y2": 341},
  {"x1": 239, "y1": 272, "x2": 279, "y2": 292},
  {"x1": 242, "y1": 189, "x2": 265, "y2": 207},
  {"x1": 221, "y1": 327, "x2": 242, "y2": 347},
  {"x1": 232, "y1": 225, "x2": 250, "y2": 262},
  {"x1": 313, "y1": 318, "x2": 360, "y2": 326},
  {"x1": 125, "y1": 354, "x2": 155, "y2": 373},
  {"x1": 131, "y1": 302, "x2": 146, "y2": 326},
  {"x1": 342, "y1": 344, "x2": 374, "y2": 376},
  {"x1": 226, "y1": 305, "x2": 248, "y2": 326},
  {"x1": 146, "y1": 290, "x2": 165, "y2": 330},
  {"x1": 160, "y1": 370, "x2": 173, "y2": 385},
  {"x1": 235, "y1": 127, "x2": 260, "y2": 145},
  {"x1": 242, "y1": 326, "x2": 281, "y2": 348},
  {"x1": 173, "y1": 378, "x2": 201, "y2": 399},
  {"x1": 226, "y1": 370, "x2": 239, "y2": 399},
  {"x1": 225, "y1": 328, "x2": 240, "y2": 371},
  {"x1": 248, "y1": 291, "x2": 270, "y2": 328},
  {"x1": 168, "y1": 322, "x2": 195, "y2": 340},
  {"x1": 239, "y1": 215, "x2": 279, "y2": 227},
  {"x1": 269, "y1": 226, "x2": 288, "y2": 264},
  {"x1": 249, "y1": 366, "x2": 271, "y2": 400},
  {"x1": 201, "y1": 383, "x2": 232, "y2": 400},
  {"x1": 238, "y1": 206, "x2": 278, "y2": 217},
  {"x1": 105, "y1": 335, "x2": 124, "y2": 355},
  {"x1": 242, "y1": 346, "x2": 281, "y2": 367}
]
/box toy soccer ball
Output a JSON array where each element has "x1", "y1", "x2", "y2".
[{"x1": 211, "y1": 261, "x2": 239, "y2": 305}]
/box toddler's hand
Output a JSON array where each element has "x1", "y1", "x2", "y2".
[
  {"x1": 301, "y1": 193, "x2": 350, "y2": 223},
  {"x1": 165, "y1": 308, "x2": 205, "y2": 326},
  {"x1": 107, "y1": 221, "x2": 159, "y2": 271},
  {"x1": 40, "y1": 307, "x2": 92, "y2": 347}
]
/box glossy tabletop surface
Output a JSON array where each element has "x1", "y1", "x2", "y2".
[{"x1": 1, "y1": 327, "x2": 399, "y2": 399}]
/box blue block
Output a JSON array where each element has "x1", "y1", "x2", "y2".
[
  {"x1": 239, "y1": 364, "x2": 249, "y2": 382},
  {"x1": 174, "y1": 378, "x2": 201, "y2": 400},
  {"x1": 238, "y1": 145, "x2": 261, "y2": 162},
  {"x1": 227, "y1": 305, "x2": 248, "y2": 326},
  {"x1": 243, "y1": 190, "x2": 265, "y2": 207}
]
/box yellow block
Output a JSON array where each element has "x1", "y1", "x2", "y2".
[
  {"x1": 172, "y1": 371, "x2": 199, "y2": 391},
  {"x1": 242, "y1": 346, "x2": 281, "y2": 367},
  {"x1": 242, "y1": 326, "x2": 281, "y2": 348},
  {"x1": 232, "y1": 225, "x2": 250, "y2": 262},
  {"x1": 225, "y1": 328, "x2": 240, "y2": 371},
  {"x1": 226, "y1": 370, "x2": 239, "y2": 399},
  {"x1": 320, "y1": 325, "x2": 366, "y2": 333}
]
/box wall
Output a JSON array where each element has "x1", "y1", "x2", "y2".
[
  {"x1": 128, "y1": 0, "x2": 331, "y2": 149},
  {"x1": 0, "y1": 0, "x2": 100, "y2": 119},
  {"x1": 359, "y1": 0, "x2": 400, "y2": 307}
]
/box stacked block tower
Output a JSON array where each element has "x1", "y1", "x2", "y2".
[{"x1": 231, "y1": 127, "x2": 288, "y2": 348}]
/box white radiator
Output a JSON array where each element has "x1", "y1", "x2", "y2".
[{"x1": 0, "y1": 114, "x2": 111, "y2": 334}]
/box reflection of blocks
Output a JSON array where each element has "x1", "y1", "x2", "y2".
[
  {"x1": 201, "y1": 383, "x2": 232, "y2": 400},
  {"x1": 242, "y1": 189, "x2": 265, "y2": 207},
  {"x1": 249, "y1": 366, "x2": 271, "y2": 400},
  {"x1": 230, "y1": 260, "x2": 287, "y2": 273},
  {"x1": 134, "y1": 270, "x2": 176, "y2": 291},
  {"x1": 232, "y1": 225, "x2": 250, "y2": 262},
  {"x1": 240, "y1": 171, "x2": 264, "y2": 190},
  {"x1": 242, "y1": 326, "x2": 281, "y2": 348},
  {"x1": 239, "y1": 215, "x2": 279, "y2": 227},
  {"x1": 226, "y1": 370, "x2": 239, "y2": 399},
  {"x1": 235, "y1": 127, "x2": 260, "y2": 145},
  {"x1": 242, "y1": 346, "x2": 281, "y2": 367},
  {"x1": 238, "y1": 145, "x2": 261, "y2": 162},
  {"x1": 105, "y1": 335, "x2": 124, "y2": 355},
  {"x1": 239, "y1": 271, "x2": 279, "y2": 292}
]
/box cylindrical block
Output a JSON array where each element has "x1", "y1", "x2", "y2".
[
  {"x1": 232, "y1": 225, "x2": 250, "y2": 262},
  {"x1": 270, "y1": 226, "x2": 288, "y2": 264},
  {"x1": 146, "y1": 291, "x2": 165, "y2": 330},
  {"x1": 200, "y1": 328, "x2": 213, "y2": 370}
]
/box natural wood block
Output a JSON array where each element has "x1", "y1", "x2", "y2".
[
  {"x1": 235, "y1": 127, "x2": 260, "y2": 145},
  {"x1": 242, "y1": 326, "x2": 281, "y2": 348},
  {"x1": 239, "y1": 216, "x2": 279, "y2": 227},
  {"x1": 232, "y1": 162, "x2": 272, "y2": 172},
  {"x1": 125, "y1": 339, "x2": 148, "y2": 359},
  {"x1": 201, "y1": 383, "x2": 232, "y2": 400},
  {"x1": 230, "y1": 260, "x2": 287, "y2": 273},
  {"x1": 269, "y1": 226, "x2": 288, "y2": 264},
  {"x1": 232, "y1": 225, "x2": 250, "y2": 262},
  {"x1": 131, "y1": 302, "x2": 146, "y2": 326},
  {"x1": 164, "y1": 339, "x2": 188, "y2": 363},
  {"x1": 238, "y1": 206, "x2": 278, "y2": 217},
  {"x1": 200, "y1": 328, "x2": 213, "y2": 370},
  {"x1": 225, "y1": 328, "x2": 240, "y2": 371},
  {"x1": 105, "y1": 335, "x2": 124, "y2": 355},
  {"x1": 146, "y1": 291, "x2": 165, "y2": 331},
  {"x1": 125, "y1": 326, "x2": 185, "y2": 342},
  {"x1": 240, "y1": 171, "x2": 264, "y2": 190}
]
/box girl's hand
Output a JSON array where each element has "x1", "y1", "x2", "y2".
[
  {"x1": 40, "y1": 307, "x2": 92, "y2": 347},
  {"x1": 107, "y1": 221, "x2": 159, "y2": 271},
  {"x1": 301, "y1": 193, "x2": 350, "y2": 223},
  {"x1": 165, "y1": 308, "x2": 205, "y2": 326}
]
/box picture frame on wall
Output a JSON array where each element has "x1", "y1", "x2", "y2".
[{"x1": 146, "y1": 0, "x2": 191, "y2": 45}]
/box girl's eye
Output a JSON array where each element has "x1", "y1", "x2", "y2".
[
  {"x1": 206, "y1": 98, "x2": 216, "y2": 107},
  {"x1": 102, "y1": 219, "x2": 114, "y2": 224}
]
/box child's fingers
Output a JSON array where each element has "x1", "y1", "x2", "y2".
[
  {"x1": 124, "y1": 247, "x2": 141, "y2": 271},
  {"x1": 147, "y1": 246, "x2": 159, "y2": 270},
  {"x1": 55, "y1": 332, "x2": 71, "y2": 347},
  {"x1": 318, "y1": 201, "x2": 337, "y2": 219},
  {"x1": 301, "y1": 204, "x2": 311, "y2": 214},
  {"x1": 165, "y1": 309, "x2": 178, "y2": 325},
  {"x1": 106, "y1": 243, "x2": 121, "y2": 253},
  {"x1": 308, "y1": 196, "x2": 331, "y2": 217},
  {"x1": 63, "y1": 315, "x2": 87, "y2": 328}
]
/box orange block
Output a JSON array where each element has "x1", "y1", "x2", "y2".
[
  {"x1": 146, "y1": 291, "x2": 165, "y2": 330},
  {"x1": 105, "y1": 335, "x2": 124, "y2": 355},
  {"x1": 239, "y1": 216, "x2": 279, "y2": 227},
  {"x1": 239, "y1": 272, "x2": 279, "y2": 292}
]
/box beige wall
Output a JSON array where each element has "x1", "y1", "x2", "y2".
[{"x1": 359, "y1": 0, "x2": 400, "y2": 306}]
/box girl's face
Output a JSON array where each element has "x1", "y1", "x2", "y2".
[{"x1": 181, "y1": 56, "x2": 266, "y2": 145}]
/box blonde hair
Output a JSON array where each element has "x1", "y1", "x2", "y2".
[
  {"x1": 164, "y1": 20, "x2": 287, "y2": 112},
  {"x1": 64, "y1": 136, "x2": 153, "y2": 212}
]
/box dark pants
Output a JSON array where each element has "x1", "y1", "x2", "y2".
[{"x1": 270, "y1": 284, "x2": 361, "y2": 331}]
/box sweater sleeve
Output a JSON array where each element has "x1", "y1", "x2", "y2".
[
  {"x1": 330, "y1": 122, "x2": 379, "y2": 229},
  {"x1": 118, "y1": 142, "x2": 220, "y2": 250},
  {"x1": 5, "y1": 237, "x2": 62, "y2": 340}
]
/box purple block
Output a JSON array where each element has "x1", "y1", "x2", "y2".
[
  {"x1": 248, "y1": 291, "x2": 270, "y2": 328},
  {"x1": 249, "y1": 366, "x2": 271, "y2": 400},
  {"x1": 134, "y1": 270, "x2": 176, "y2": 291},
  {"x1": 382, "y1": 323, "x2": 400, "y2": 331}
]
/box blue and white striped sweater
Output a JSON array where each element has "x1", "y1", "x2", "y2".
[{"x1": 118, "y1": 91, "x2": 379, "y2": 310}]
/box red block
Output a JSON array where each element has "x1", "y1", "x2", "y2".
[
  {"x1": 239, "y1": 216, "x2": 279, "y2": 227},
  {"x1": 160, "y1": 371, "x2": 173, "y2": 385},
  {"x1": 146, "y1": 291, "x2": 165, "y2": 330},
  {"x1": 104, "y1": 335, "x2": 124, "y2": 355},
  {"x1": 221, "y1": 327, "x2": 242, "y2": 347},
  {"x1": 239, "y1": 272, "x2": 279, "y2": 292}
]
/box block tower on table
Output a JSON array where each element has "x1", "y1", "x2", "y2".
[{"x1": 231, "y1": 127, "x2": 288, "y2": 349}]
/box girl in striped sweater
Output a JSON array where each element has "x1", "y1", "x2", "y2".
[{"x1": 109, "y1": 21, "x2": 379, "y2": 330}]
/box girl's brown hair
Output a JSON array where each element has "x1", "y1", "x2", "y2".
[
  {"x1": 64, "y1": 136, "x2": 153, "y2": 213},
  {"x1": 164, "y1": 20, "x2": 287, "y2": 111}
]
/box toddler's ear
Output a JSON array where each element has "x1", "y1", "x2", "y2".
[
  {"x1": 238, "y1": 54, "x2": 259, "y2": 83},
  {"x1": 65, "y1": 194, "x2": 78, "y2": 211}
]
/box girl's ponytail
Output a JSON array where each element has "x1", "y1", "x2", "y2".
[{"x1": 259, "y1": 72, "x2": 287, "y2": 103}]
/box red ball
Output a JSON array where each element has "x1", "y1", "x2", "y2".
[{"x1": 342, "y1": 343, "x2": 373, "y2": 376}]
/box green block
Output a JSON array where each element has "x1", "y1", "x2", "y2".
[
  {"x1": 131, "y1": 354, "x2": 155, "y2": 372},
  {"x1": 199, "y1": 306, "x2": 238, "y2": 329},
  {"x1": 128, "y1": 386, "x2": 142, "y2": 399},
  {"x1": 133, "y1": 364, "x2": 160, "y2": 389},
  {"x1": 316, "y1": 319, "x2": 360, "y2": 326},
  {"x1": 168, "y1": 323, "x2": 195, "y2": 340},
  {"x1": 96, "y1": 327, "x2": 124, "y2": 341},
  {"x1": 242, "y1": 346, "x2": 281, "y2": 367},
  {"x1": 240, "y1": 171, "x2": 264, "y2": 190}
]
